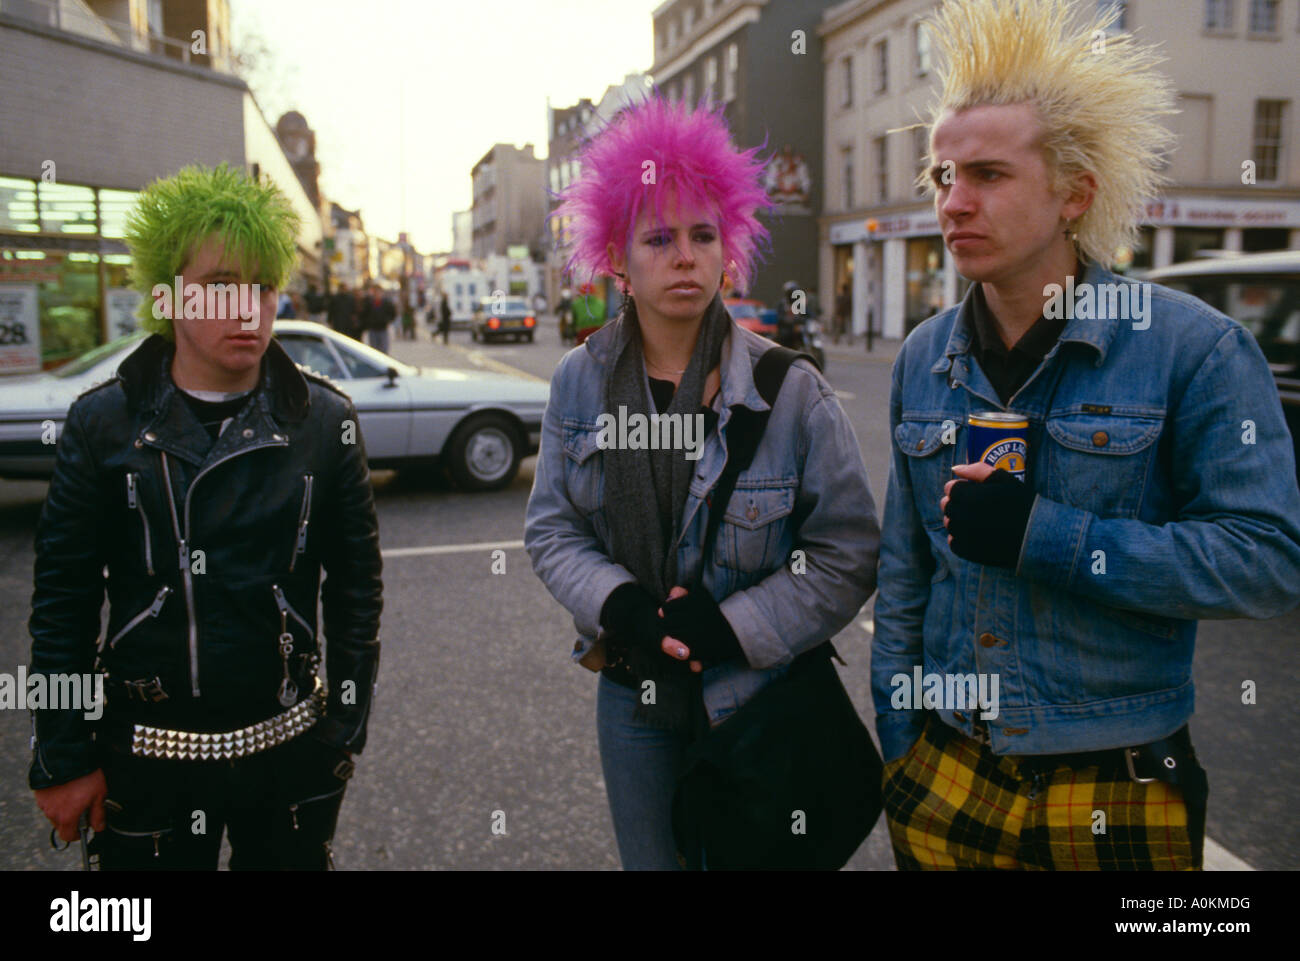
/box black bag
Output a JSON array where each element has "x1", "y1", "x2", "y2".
[{"x1": 671, "y1": 347, "x2": 884, "y2": 870}]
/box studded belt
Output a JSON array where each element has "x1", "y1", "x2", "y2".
[{"x1": 130, "y1": 679, "x2": 325, "y2": 761}]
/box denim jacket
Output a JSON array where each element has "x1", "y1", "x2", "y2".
[
  {"x1": 525, "y1": 319, "x2": 880, "y2": 720},
  {"x1": 871, "y1": 261, "x2": 1300, "y2": 762}
]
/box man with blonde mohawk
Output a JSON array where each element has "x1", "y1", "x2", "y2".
[
  {"x1": 871, "y1": 0, "x2": 1300, "y2": 870},
  {"x1": 29, "y1": 165, "x2": 382, "y2": 870}
]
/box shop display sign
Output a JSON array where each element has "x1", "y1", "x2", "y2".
[{"x1": 0, "y1": 284, "x2": 40, "y2": 373}]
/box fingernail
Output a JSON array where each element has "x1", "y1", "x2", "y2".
[{"x1": 677, "y1": 647, "x2": 688, "y2": 657}]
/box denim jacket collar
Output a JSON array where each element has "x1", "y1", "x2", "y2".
[
  {"x1": 582, "y1": 296, "x2": 770, "y2": 419},
  {"x1": 932, "y1": 260, "x2": 1125, "y2": 376}
]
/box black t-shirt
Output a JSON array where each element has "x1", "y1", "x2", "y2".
[
  {"x1": 966, "y1": 282, "x2": 1067, "y2": 405},
  {"x1": 179, "y1": 389, "x2": 252, "y2": 445}
]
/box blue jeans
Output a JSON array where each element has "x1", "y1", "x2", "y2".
[
  {"x1": 595, "y1": 659, "x2": 791, "y2": 870},
  {"x1": 366, "y1": 326, "x2": 390, "y2": 354}
]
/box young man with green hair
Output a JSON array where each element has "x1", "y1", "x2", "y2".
[
  {"x1": 871, "y1": 0, "x2": 1300, "y2": 869},
  {"x1": 29, "y1": 164, "x2": 383, "y2": 870}
]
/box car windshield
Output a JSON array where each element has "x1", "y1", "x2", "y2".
[
  {"x1": 325, "y1": 333, "x2": 417, "y2": 378},
  {"x1": 1163, "y1": 275, "x2": 1300, "y2": 369},
  {"x1": 50, "y1": 332, "x2": 146, "y2": 378}
]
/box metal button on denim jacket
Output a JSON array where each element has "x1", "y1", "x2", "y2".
[
  {"x1": 526, "y1": 320, "x2": 881, "y2": 704},
  {"x1": 871, "y1": 262, "x2": 1300, "y2": 762}
]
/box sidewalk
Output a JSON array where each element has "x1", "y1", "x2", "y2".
[{"x1": 823, "y1": 334, "x2": 904, "y2": 366}]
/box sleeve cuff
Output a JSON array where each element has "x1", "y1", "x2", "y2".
[
  {"x1": 874, "y1": 710, "x2": 927, "y2": 763},
  {"x1": 1016, "y1": 494, "x2": 1089, "y2": 588}
]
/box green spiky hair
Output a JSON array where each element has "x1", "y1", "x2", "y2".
[{"x1": 124, "y1": 163, "x2": 300, "y2": 337}]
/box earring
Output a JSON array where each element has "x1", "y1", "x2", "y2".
[{"x1": 1063, "y1": 219, "x2": 1078, "y2": 242}]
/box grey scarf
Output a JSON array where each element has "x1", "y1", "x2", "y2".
[{"x1": 603, "y1": 291, "x2": 731, "y2": 730}]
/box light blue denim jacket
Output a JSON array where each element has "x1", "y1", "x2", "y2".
[
  {"x1": 871, "y1": 262, "x2": 1300, "y2": 762},
  {"x1": 525, "y1": 319, "x2": 880, "y2": 720}
]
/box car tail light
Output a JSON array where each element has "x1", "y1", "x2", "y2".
[
  {"x1": 488, "y1": 317, "x2": 500, "y2": 329},
  {"x1": 524, "y1": 316, "x2": 535, "y2": 328}
]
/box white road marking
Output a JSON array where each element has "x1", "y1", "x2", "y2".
[
  {"x1": 451, "y1": 344, "x2": 546, "y2": 382},
  {"x1": 382, "y1": 539, "x2": 526, "y2": 558}
]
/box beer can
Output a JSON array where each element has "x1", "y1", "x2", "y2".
[{"x1": 967, "y1": 411, "x2": 1028, "y2": 480}]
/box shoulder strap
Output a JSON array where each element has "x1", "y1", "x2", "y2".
[{"x1": 695, "y1": 347, "x2": 814, "y2": 586}]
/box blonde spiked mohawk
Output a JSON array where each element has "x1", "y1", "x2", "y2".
[{"x1": 919, "y1": 0, "x2": 1177, "y2": 266}]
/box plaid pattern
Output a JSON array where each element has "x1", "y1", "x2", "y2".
[{"x1": 882, "y1": 714, "x2": 1203, "y2": 870}]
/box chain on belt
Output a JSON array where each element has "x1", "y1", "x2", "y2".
[{"x1": 130, "y1": 677, "x2": 325, "y2": 761}]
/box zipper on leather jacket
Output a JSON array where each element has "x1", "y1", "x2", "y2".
[
  {"x1": 272, "y1": 583, "x2": 314, "y2": 638},
  {"x1": 157, "y1": 432, "x2": 288, "y2": 698},
  {"x1": 108, "y1": 585, "x2": 172, "y2": 648},
  {"x1": 288, "y1": 473, "x2": 313, "y2": 573},
  {"x1": 160, "y1": 452, "x2": 201, "y2": 697},
  {"x1": 126, "y1": 473, "x2": 154, "y2": 576}
]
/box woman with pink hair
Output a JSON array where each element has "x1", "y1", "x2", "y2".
[{"x1": 525, "y1": 96, "x2": 879, "y2": 869}]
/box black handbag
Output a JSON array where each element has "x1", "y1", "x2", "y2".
[{"x1": 671, "y1": 347, "x2": 884, "y2": 870}]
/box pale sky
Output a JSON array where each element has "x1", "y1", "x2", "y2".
[{"x1": 230, "y1": 0, "x2": 663, "y2": 254}]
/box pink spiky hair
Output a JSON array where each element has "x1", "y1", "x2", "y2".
[{"x1": 552, "y1": 94, "x2": 772, "y2": 293}]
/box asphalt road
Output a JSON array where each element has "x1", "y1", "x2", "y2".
[{"x1": 0, "y1": 318, "x2": 1294, "y2": 870}]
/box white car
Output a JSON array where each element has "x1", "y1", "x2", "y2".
[{"x1": 0, "y1": 320, "x2": 549, "y2": 491}]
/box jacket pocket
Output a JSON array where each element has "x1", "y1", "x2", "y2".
[
  {"x1": 107, "y1": 585, "x2": 172, "y2": 649},
  {"x1": 288, "y1": 473, "x2": 314, "y2": 573},
  {"x1": 125, "y1": 472, "x2": 154, "y2": 576},
  {"x1": 1043, "y1": 407, "x2": 1164, "y2": 518},
  {"x1": 712, "y1": 479, "x2": 797, "y2": 573},
  {"x1": 895, "y1": 417, "x2": 958, "y2": 531},
  {"x1": 561, "y1": 420, "x2": 605, "y2": 515}
]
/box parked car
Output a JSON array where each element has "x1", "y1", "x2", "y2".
[
  {"x1": 724, "y1": 298, "x2": 776, "y2": 337},
  {"x1": 0, "y1": 320, "x2": 550, "y2": 491},
  {"x1": 1145, "y1": 250, "x2": 1300, "y2": 478},
  {"x1": 471, "y1": 296, "x2": 537, "y2": 344}
]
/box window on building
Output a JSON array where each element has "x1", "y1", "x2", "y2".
[
  {"x1": 842, "y1": 56, "x2": 854, "y2": 107},
  {"x1": 0, "y1": 177, "x2": 39, "y2": 233},
  {"x1": 1249, "y1": 0, "x2": 1279, "y2": 31},
  {"x1": 38, "y1": 182, "x2": 96, "y2": 234},
  {"x1": 915, "y1": 22, "x2": 932, "y2": 76},
  {"x1": 97, "y1": 189, "x2": 138, "y2": 239},
  {"x1": 684, "y1": 72, "x2": 695, "y2": 105},
  {"x1": 704, "y1": 57, "x2": 718, "y2": 98},
  {"x1": 1097, "y1": 1, "x2": 1128, "y2": 30},
  {"x1": 668, "y1": 18, "x2": 678, "y2": 48},
  {"x1": 913, "y1": 127, "x2": 930, "y2": 196},
  {"x1": 875, "y1": 136, "x2": 889, "y2": 201},
  {"x1": 724, "y1": 43, "x2": 738, "y2": 101},
  {"x1": 1253, "y1": 99, "x2": 1286, "y2": 181},
  {"x1": 842, "y1": 146, "x2": 855, "y2": 210},
  {"x1": 1205, "y1": 0, "x2": 1235, "y2": 29},
  {"x1": 685, "y1": 6, "x2": 694, "y2": 33},
  {"x1": 705, "y1": 0, "x2": 714, "y2": 16},
  {"x1": 874, "y1": 39, "x2": 888, "y2": 95}
]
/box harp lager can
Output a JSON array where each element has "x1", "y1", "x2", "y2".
[{"x1": 967, "y1": 411, "x2": 1028, "y2": 480}]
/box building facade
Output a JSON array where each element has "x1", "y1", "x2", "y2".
[
  {"x1": 0, "y1": 0, "x2": 322, "y2": 369},
  {"x1": 652, "y1": 0, "x2": 843, "y2": 308},
  {"x1": 470, "y1": 143, "x2": 546, "y2": 261},
  {"x1": 820, "y1": 0, "x2": 1300, "y2": 341}
]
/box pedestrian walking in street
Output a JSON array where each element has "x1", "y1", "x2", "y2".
[
  {"x1": 834, "y1": 283, "x2": 851, "y2": 345},
  {"x1": 871, "y1": 0, "x2": 1300, "y2": 871},
  {"x1": 525, "y1": 95, "x2": 881, "y2": 870},
  {"x1": 305, "y1": 282, "x2": 327, "y2": 325},
  {"x1": 28, "y1": 164, "x2": 383, "y2": 870},
  {"x1": 438, "y1": 291, "x2": 452, "y2": 345},
  {"x1": 363, "y1": 284, "x2": 393, "y2": 354},
  {"x1": 328, "y1": 281, "x2": 359, "y2": 340}
]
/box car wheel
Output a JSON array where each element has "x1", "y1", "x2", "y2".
[{"x1": 446, "y1": 413, "x2": 522, "y2": 491}]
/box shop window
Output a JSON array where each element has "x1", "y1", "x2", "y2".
[
  {"x1": 38, "y1": 182, "x2": 97, "y2": 234},
  {"x1": 98, "y1": 189, "x2": 139, "y2": 239},
  {"x1": 0, "y1": 177, "x2": 39, "y2": 233}
]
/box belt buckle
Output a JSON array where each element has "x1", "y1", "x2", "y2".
[{"x1": 1125, "y1": 747, "x2": 1159, "y2": 783}]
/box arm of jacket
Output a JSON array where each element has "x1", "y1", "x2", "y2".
[
  {"x1": 312, "y1": 399, "x2": 383, "y2": 754},
  {"x1": 869, "y1": 352, "x2": 938, "y2": 762},
  {"x1": 28, "y1": 400, "x2": 107, "y2": 789},
  {"x1": 718, "y1": 371, "x2": 881, "y2": 671},
  {"x1": 1018, "y1": 324, "x2": 1300, "y2": 620},
  {"x1": 524, "y1": 355, "x2": 637, "y2": 646}
]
